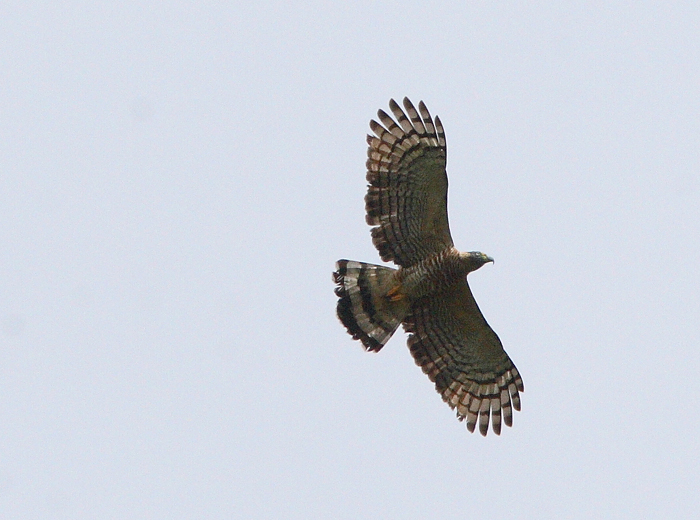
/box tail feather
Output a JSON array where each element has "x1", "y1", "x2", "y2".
[{"x1": 333, "y1": 260, "x2": 409, "y2": 352}]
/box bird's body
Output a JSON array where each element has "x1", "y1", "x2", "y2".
[
  {"x1": 333, "y1": 98, "x2": 523, "y2": 436},
  {"x1": 396, "y1": 248, "x2": 493, "y2": 299}
]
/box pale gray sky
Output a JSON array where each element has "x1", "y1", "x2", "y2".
[{"x1": 2, "y1": 2, "x2": 699, "y2": 518}]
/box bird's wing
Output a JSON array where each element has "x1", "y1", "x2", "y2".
[
  {"x1": 365, "y1": 98, "x2": 453, "y2": 267},
  {"x1": 403, "y1": 279, "x2": 524, "y2": 435}
]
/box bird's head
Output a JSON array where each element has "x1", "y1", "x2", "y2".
[{"x1": 460, "y1": 251, "x2": 494, "y2": 273}]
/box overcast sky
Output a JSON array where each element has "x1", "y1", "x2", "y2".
[{"x1": 2, "y1": 2, "x2": 699, "y2": 519}]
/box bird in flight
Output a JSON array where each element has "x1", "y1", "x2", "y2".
[{"x1": 333, "y1": 98, "x2": 523, "y2": 435}]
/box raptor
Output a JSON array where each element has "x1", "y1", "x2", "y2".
[{"x1": 333, "y1": 98, "x2": 524, "y2": 435}]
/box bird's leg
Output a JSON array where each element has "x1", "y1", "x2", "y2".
[{"x1": 386, "y1": 283, "x2": 405, "y2": 301}]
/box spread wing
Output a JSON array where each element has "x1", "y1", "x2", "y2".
[
  {"x1": 403, "y1": 280, "x2": 524, "y2": 436},
  {"x1": 365, "y1": 98, "x2": 453, "y2": 267}
]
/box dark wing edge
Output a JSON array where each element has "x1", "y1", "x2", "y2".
[
  {"x1": 403, "y1": 281, "x2": 524, "y2": 436},
  {"x1": 365, "y1": 98, "x2": 453, "y2": 267}
]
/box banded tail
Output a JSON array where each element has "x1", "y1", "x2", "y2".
[{"x1": 333, "y1": 260, "x2": 410, "y2": 352}]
